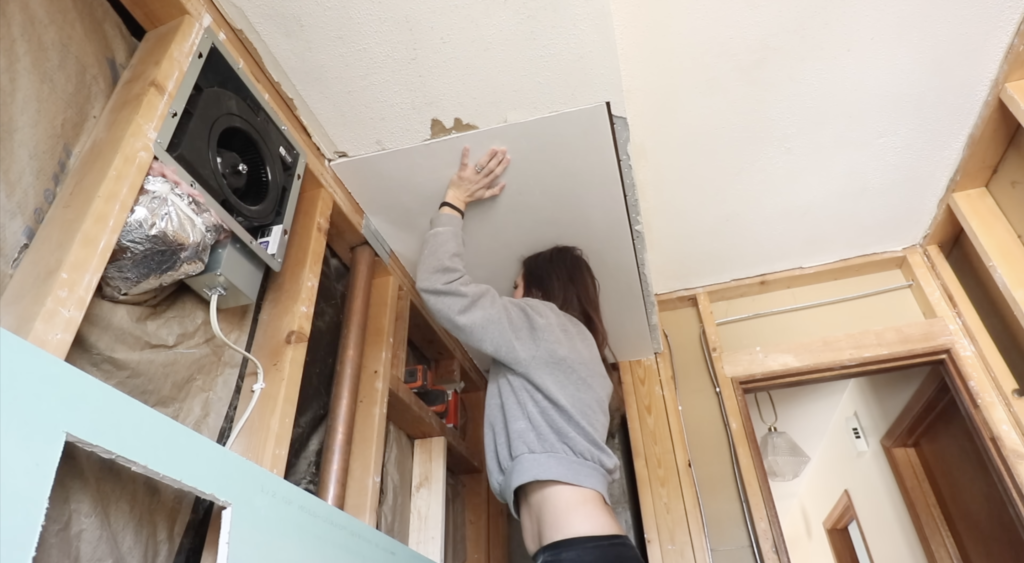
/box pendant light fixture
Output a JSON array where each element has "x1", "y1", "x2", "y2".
[{"x1": 755, "y1": 391, "x2": 811, "y2": 482}]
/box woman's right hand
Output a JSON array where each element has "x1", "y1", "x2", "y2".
[{"x1": 443, "y1": 146, "x2": 511, "y2": 212}]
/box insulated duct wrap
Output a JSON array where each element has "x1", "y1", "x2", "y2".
[{"x1": 101, "y1": 174, "x2": 226, "y2": 303}]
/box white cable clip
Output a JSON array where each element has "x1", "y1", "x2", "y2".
[{"x1": 252, "y1": 382, "x2": 266, "y2": 391}]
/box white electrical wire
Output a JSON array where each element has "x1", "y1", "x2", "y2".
[{"x1": 209, "y1": 292, "x2": 265, "y2": 449}]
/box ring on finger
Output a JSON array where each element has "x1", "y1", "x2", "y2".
[{"x1": 474, "y1": 165, "x2": 484, "y2": 173}]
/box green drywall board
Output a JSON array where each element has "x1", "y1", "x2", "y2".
[{"x1": 0, "y1": 329, "x2": 428, "y2": 563}]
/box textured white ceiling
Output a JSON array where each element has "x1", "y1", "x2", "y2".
[
  {"x1": 610, "y1": 0, "x2": 1023, "y2": 291},
  {"x1": 214, "y1": 0, "x2": 624, "y2": 157},
  {"x1": 216, "y1": 0, "x2": 1022, "y2": 293}
]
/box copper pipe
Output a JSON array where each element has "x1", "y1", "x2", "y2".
[{"x1": 318, "y1": 243, "x2": 376, "y2": 508}]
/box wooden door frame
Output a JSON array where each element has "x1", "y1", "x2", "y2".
[
  {"x1": 726, "y1": 347, "x2": 1024, "y2": 563},
  {"x1": 823, "y1": 490, "x2": 873, "y2": 563},
  {"x1": 882, "y1": 369, "x2": 1024, "y2": 563},
  {"x1": 686, "y1": 248, "x2": 1024, "y2": 563},
  {"x1": 880, "y1": 369, "x2": 962, "y2": 563}
]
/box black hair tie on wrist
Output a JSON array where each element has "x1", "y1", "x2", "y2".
[{"x1": 439, "y1": 201, "x2": 465, "y2": 218}]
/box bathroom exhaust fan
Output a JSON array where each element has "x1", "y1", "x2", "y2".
[{"x1": 153, "y1": 30, "x2": 307, "y2": 307}]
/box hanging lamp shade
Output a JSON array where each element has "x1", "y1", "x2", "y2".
[{"x1": 759, "y1": 426, "x2": 811, "y2": 482}]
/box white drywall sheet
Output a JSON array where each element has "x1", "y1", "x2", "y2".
[{"x1": 331, "y1": 104, "x2": 654, "y2": 361}]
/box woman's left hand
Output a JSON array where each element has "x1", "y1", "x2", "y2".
[{"x1": 444, "y1": 146, "x2": 511, "y2": 211}]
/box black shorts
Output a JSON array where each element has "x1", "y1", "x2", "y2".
[{"x1": 532, "y1": 534, "x2": 644, "y2": 563}]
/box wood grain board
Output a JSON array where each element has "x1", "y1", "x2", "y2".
[
  {"x1": 228, "y1": 186, "x2": 332, "y2": 474},
  {"x1": 950, "y1": 188, "x2": 1024, "y2": 329},
  {"x1": 925, "y1": 245, "x2": 1024, "y2": 433},
  {"x1": 720, "y1": 319, "x2": 953, "y2": 379},
  {"x1": 409, "y1": 437, "x2": 448, "y2": 563},
  {"x1": 344, "y1": 261, "x2": 402, "y2": 525},
  {"x1": 925, "y1": 22, "x2": 1024, "y2": 250},
  {"x1": 0, "y1": 16, "x2": 202, "y2": 358}
]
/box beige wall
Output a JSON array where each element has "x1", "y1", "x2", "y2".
[
  {"x1": 780, "y1": 368, "x2": 930, "y2": 563},
  {"x1": 662, "y1": 304, "x2": 758, "y2": 563}
]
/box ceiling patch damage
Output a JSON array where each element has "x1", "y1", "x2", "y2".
[{"x1": 429, "y1": 118, "x2": 480, "y2": 140}]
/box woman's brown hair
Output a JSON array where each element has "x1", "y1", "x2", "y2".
[{"x1": 521, "y1": 246, "x2": 625, "y2": 430}]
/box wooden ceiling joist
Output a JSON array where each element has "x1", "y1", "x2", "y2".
[
  {"x1": 1001, "y1": 79, "x2": 1024, "y2": 127},
  {"x1": 925, "y1": 21, "x2": 1024, "y2": 250}
]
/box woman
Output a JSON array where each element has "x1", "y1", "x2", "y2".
[{"x1": 416, "y1": 147, "x2": 644, "y2": 563}]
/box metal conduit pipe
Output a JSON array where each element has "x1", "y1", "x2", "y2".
[
  {"x1": 701, "y1": 325, "x2": 764, "y2": 563},
  {"x1": 318, "y1": 243, "x2": 376, "y2": 508}
]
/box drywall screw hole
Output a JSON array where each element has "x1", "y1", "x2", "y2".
[
  {"x1": 296, "y1": 173, "x2": 301, "y2": 180},
  {"x1": 1013, "y1": 388, "x2": 1023, "y2": 399},
  {"x1": 170, "y1": 109, "x2": 178, "y2": 118},
  {"x1": 198, "y1": 52, "x2": 203, "y2": 59}
]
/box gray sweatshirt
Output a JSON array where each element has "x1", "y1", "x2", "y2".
[{"x1": 416, "y1": 212, "x2": 620, "y2": 517}]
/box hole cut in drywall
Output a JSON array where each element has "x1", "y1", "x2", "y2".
[{"x1": 34, "y1": 438, "x2": 230, "y2": 563}]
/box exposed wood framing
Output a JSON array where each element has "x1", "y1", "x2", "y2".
[
  {"x1": 881, "y1": 370, "x2": 962, "y2": 563},
  {"x1": 12, "y1": 0, "x2": 498, "y2": 559},
  {"x1": 655, "y1": 334, "x2": 710, "y2": 563},
  {"x1": 344, "y1": 262, "x2": 403, "y2": 524},
  {"x1": 409, "y1": 297, "x2": 486, "y2": 392},
  {"x1": 902, "y1": 249, "x2": 1024, "y2": 505},
  {"x1": 463, "y1": 472, "x2": 490, "y2": 563},
  {"x1": 434, "y1": 358, "x2": 462, "y2": 388},
  {"x1": 695, "y1": 292, "x2": 783, "y2": 563},
  {"x1": 118, "y1": 0, "x2": 204, "y2": 31},
  {"x1": 620, "y1": 358, "x2": 700, "y2": 563},
  {"x1": 672, "y1": 249, "x2": 1024, "y2": 562},
  {"x1": 720, "y1": 319, "x2": 953, "y2": 379},
  {"x1": 388, "y1": 372, "x2": 483, "y2": 474},
  {"x1": 732, "y1": 376, "x2": 787, "y2": 562},
  {"x1": 0, "y1": 16, "x2": 202, "y2": 358},
  {"x1": 657, "y1": 251, "x2": 906, "y2": 308},
  {"x1": 925, "y1": 245, "x2": 1024, "y2": 430},
  {"x1": 1002, "y1": 80, "x2": 1024, "y2": 127},
  {"x1": 925, "y1": 22, "x2": 1024, "y2": 250},
  {"x1": 121, "y1": 0, "x2": 489, "y2": 398},
  {"x1": 488, "y1": 489, "x2": 510, "y2": 563},
  {"x1": 950, "y1": 188, "x2": 1024, "y2": 329},
  {"x1": 228, "y1": 186, "x2": 333, "y2": 473},
  {"x1": 120, "y1": 0, "x2": 369, "y2": 261},
  {"x1": 620, "y1": 360, "x2": 664, "y2": 563},
  {"x1": 410, "y1": 437, "x2": 448, "y2": 563}
]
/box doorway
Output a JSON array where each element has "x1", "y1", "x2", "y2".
[
  {"x1": 741, "y1": 364, "x2": 1024, "y2": 562},
  {"x1": 882, "y1": 370, "x2": 1024, "y2": 562}
]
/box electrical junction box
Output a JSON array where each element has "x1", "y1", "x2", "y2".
[
  {"x1": 846, "y1": 413, "x2": 869, "y2": 452},
  {"x1": 185, "y1": 237, "x2": 265, "y2": 309}
]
